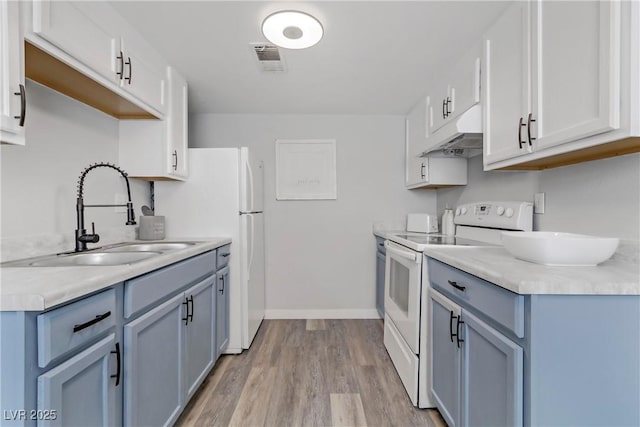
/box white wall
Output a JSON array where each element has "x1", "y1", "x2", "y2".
[
  {"x1": 190, "y1": 113, "x2": 437, "y2": 317},
  {"x1": 1, "y1": 81, "x2": 149, "y2": 247},
  {"x1": 437, "y1": 154, "x2": 640, "y2": 241}
]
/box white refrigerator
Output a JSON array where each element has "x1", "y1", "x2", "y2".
[{"x1": 155, "y1": 147, "x2": 265, "y2": 352}]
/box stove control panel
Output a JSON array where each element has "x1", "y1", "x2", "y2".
[{"x1": 454, "y1": 201, "x2": 533, "y2": 231}]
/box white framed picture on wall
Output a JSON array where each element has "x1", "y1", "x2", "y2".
[{"x1": 275, "y1": 139, "x2": 337, "y2": 200}]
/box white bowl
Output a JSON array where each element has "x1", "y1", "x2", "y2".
[{"x1": 501, "y1": 231, "x2": 619, "y2": 266}]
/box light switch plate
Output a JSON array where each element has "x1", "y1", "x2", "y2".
[{"x1": 534, "y1": 192, "x2": 545, "y2": 214}]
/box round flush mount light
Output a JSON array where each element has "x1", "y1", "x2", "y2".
[{"x1": 262, "y1": 11, "x2": 323, "y2": 49}]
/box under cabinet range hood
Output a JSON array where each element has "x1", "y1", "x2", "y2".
[{"x1": 421, "y1": 104, "x2": 483, "y2": 157}]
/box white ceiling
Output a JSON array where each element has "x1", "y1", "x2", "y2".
[{"x1": 110, "y1": 1, "x2": 510, "y2": 115}]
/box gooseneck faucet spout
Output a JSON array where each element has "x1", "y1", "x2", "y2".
[{"x1": 75, "y1": 162, "x2": 137, "y2": 252}]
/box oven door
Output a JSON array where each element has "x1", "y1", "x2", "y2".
[{"x1": 384, "y1": 240, "x2": 422, "y2": 353}]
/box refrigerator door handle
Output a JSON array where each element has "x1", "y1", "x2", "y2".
[
  {"x1": 247, "y1": 214, "x2": 255, "y2": 281},
  {"x1": 245, "y1": 158, "x2": 255, "y2": 213}
]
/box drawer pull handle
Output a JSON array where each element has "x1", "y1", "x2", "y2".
[
  {"x1": 182, "y1": 298, "x2": 190, "y2": 325},
  {"x1": 183, "y1": 296, "x2": 194, "y2": 324},
  {"x1": 448, "y1": 280, "x2": 466, "y2": 292},
  {"x1": 110, "y1": 342, "x2": 121, "y2": 386},
  {"x1": 449, "y1": 310, "x2": 456, "y2": 343},
  {"x1": 221, "y1": 253, "x2": 230, "y2": 257},
  {"x1": 116, "y1": 51, "x2": 124, "y2": 80},
  {"x1": 518, "y1": 117, "x2": 525, "y2": 149},
  {"x1": 527, "y1": 112, "x2": 536, "y2": 146},
  {"x1": 14, "y1": 84, "x2": 26, "y2": 127},
  {"x1": 125, "y1": 57, "x2": 132, "y2": 84},
  {"x1": 73, "y1": 311, "x2": 111, "y2": 333},
  {"x1": 456, "y1": 317, "x2": 465, "y2": 348},
  {"x1": 219, "y1": 275, "x2": 225, "y2": 295}
]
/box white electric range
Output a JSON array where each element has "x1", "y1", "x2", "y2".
[{"x1": 383, "y1": 201, "x2": 533, "y2": 408}]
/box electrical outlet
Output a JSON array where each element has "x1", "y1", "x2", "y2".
[
  {"x1": 534, "y1": 192, "x2": 545, "y2": 214},
  {"x1": 114, "y1": 194, "x2": 127, "y2": 213}
]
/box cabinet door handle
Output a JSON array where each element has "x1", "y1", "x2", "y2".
[
  {"x1": 219, "y1": 275, "x2": 225, "y2": 295},
  {"x1": 172, "y1": 150, "x2": 178, "y2": 171},
  {"x1": 222, "y1": 253, "x2": 230, "y2": 258},
  {"x1": 188, "y1": 295, "x2": 194, "y2": 321},
  {"x1": 182, "y1": 298, "x2": 190, "y2": 325},
  {"x1": 518, "y1": 117, "x2": 525, "y2": 149},
  {"x1": 13, "y1": 84, "x2": 26, "y2": 127},
  {"x1": 449, "y1": 310, "x2": 456, "y2": 343},
  {"x1": 110, "y1": 342, "x2": 121, "y2": 386},
  {"x1": 125, "y1": 57, "x2": 132, "y2": 84},
  {"x1": 116, "y1": 51, "x2": 124, "y2": 80},
  {"x1": 420, "y1": 162, "x2": 426, "y2": 179},
  {"x1": 448, "y1": 279, "x2": 466, "y2": 292},
  {"x1": 446, "y1": 96, "x2": 452, "y2": 116},
  {"x1": 527, "y1": 113, "x2": 536, "y2": 146},
  {"x1": 442, "y1": 99, "x2": 446, "y2": 119},
  {"x1": 73, "y1": 311, "x2": 111, "y2": 333},
  {"x1": 456, "y1": 316, "x2": 465, "y2": 348}
]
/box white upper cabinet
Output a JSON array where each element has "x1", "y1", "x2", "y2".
[
  {"x1": 484, "y1": 0, "x2": 635, "y2": 170},
  {"x1": 32, "y1": 1, "x2": 119, "y2": 84},
  {"x1": 32, "y1": 0, "x2": 166, "y2": 117},
  {"x1": 118, "y1": 30, "x2": 167, "y2": 114},
  {"x1": 530, "y1": 0, "x2": 620, "y2": 151},
  {"x1": 483, "y1": 1, "x2": 532, "y2": 165},
  {"x1": 165, "y1": 67, "x2": 188, "y2": 179},
  {"x1": 405, "y1": 97, "x2": 430, "y2": 187},
  {"x1": 119, "y1": 66, "x2": 188, "y2": 181},
  {"x1": 429, "y1": 45, "x2": 481, "y2": 135},
  {"x1": 0, "y1": 0, "x2": 26, "y2": 145}
]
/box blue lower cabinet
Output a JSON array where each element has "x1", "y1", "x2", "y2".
[
  {"x1": 461, "y1": 310, "x2": 523, "y2": 427},
  {"x1": 184, "y1": 276, "x2": 216, "y2": 401},
  {"x1": 124, "y1": 294, "x2": 185, "y2": 427},
  {"x1": 430, "y1": 290, "x2": 462, "y2": 427},
  {"x1": 216, "y1": 266, "x2": 230, "y2": 359},
  {"x1": 376, "y1": 250, "x2": 385, "y2": 318},
  {"x1": 37, "y1": 333, "x2": 118, "y2": 427},
  {"x1": 431, "y1": 288, "x2": 523, "y2": 427}
]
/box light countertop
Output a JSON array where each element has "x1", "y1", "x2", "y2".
[
  {"x1": 424, "y1": 245, "x2": 640, "y2": 295},
  {"x1": 0, "y1": 238, "x2": 231, "y2": 311}
]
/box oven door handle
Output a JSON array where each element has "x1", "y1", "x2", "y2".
[{"x1": 385, "y1": 241, "x2": 419, "y2": 263}]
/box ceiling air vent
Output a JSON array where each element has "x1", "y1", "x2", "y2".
[{"x1": 251, "y1": 43, "x2": 287, "y2": 72}]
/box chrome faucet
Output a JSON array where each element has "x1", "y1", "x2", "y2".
[{"x1": 75, "y1": 163, "x2": 137, "y2": 252}]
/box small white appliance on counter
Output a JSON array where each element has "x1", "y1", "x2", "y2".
[
  {"x1": 155, "y1": 147, "x2": 265, "y2": 353},
  {"x1": 407, "y1": 213, "x2": 438, "y2": 233},
  {"x1": 383, "y1": 201, "x2": 533, "y2": 408}
]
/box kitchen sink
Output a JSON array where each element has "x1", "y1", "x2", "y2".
[
  {"x1": 4, "y1": 251, "x2": 162, "y2": 267},
  {"x1": 1, "y1": 241, "x2": 198, "y2": 268},
  {"x1": 104, "y1": 242, "x2": 196, "y2": 252}
]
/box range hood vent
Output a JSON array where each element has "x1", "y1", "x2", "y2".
[
  {"x1": 421, "y1": 104, "x2": 483, "y2": 158},
  {"x1": 251, "y1": 44, "x2": 286, "y2": 72}
]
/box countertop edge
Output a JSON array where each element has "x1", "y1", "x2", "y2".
[
  {"x1": 424, "y1": 247, "x2": 640, "y2": 296},
  {"x1": 1, "y1": 238, "x2": 232, "y2": 311}
]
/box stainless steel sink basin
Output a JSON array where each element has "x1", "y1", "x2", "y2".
[
  {"x1": 104, "y1": 242, "x2": 196, "y2": 253},
  {"x1": 25, "y1": 251, "x2": 161, "y2": 267},
  {"x1": 1, "y1": 241, "x2": 197, "y2": 268}
]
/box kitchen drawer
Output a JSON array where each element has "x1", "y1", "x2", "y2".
[
  {"x1": 427, "y1": 258, "x2": 524, "y2": 338},
  {"x1": 37, "y1": 289, "x2": 116, "y2": 368},
  {"x1": 125, "y1": 251, "x2": 216, "y2": 319},
  {"x1": 216, "y1": 244, "x2": 230, "y2": 270}
]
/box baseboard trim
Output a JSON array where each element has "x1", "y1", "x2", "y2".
[{"x1": 264, "y1": 309, "x2": 382, "y2": 320}]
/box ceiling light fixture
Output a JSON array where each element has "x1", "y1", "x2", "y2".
[{"x1": 262, "y1": 11, "x2": 323, "y2": 50}]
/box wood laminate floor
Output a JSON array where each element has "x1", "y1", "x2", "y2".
[{"x1": 177, "y1": 319, "x2": 446, "y2": 427}]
